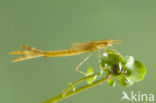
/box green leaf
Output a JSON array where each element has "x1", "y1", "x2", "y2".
[
  {"x1": 86, "y1": 75, "x2": 97, "y2": 85},
  {"x1": 124, "y1": 56, "x2": 134, "y2": 70},
  {"x1": 117, "y1": 57, "x2": 147, "y2": 87},
  {"x1": 100, "y1": 49, "x2": 147, "y2": 87},
  {"x1": 101, "y1": 54, "x2": 124, "y2": 67},
  {"x1": 86, "y1": 67, "x2": 97, "y2": 85},
  {"x1": 101, "y1": 49, "x2": 124, "y2": 75},
  {"x1": 107, "y1": 79, "x2": 116, "y2": 87},
  {"x1": 117, "y1": 76, "x2": 134, "y2": 87},
  {"x1": 86, "y1": 67, "x2": 95, "y2": 76},
  {"x1": 104, "y1": 69, "x2": 112, "y2": 76},
  {"x1": 105, "y1": 49, "x2": 122, "y2": 55},
  {"x1": 126, "y1": 60, "x2": 147, "y2": 82}
]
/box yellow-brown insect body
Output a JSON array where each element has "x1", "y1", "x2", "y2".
[
  {"x1": 44, "y1": 41, "x2": 97, "y2": 57},
  {"x1": 44, "y1": 49, "x2": 89, "y2": 57},
  {"x1": 10, "y1": 39, "x2": 121, "y2": 62}
]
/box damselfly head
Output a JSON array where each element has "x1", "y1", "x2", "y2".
[{"x1": 99, "y1": 39, "x2": 123, "y2": 47}]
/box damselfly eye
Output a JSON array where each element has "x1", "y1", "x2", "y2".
[{"x1": 104, "y1": 42, "x2": 109, "y2": 45}]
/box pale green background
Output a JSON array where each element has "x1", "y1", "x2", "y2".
[{"x1": 0, "y1": 0, "x2": 156, "y2": 103}]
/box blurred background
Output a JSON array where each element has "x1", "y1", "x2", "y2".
[{"x1": 0, "y1": 0, "x2": 156, "y2": 103}]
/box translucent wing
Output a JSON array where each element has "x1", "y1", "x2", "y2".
[{"x1": 71, "y1": 42, "x2": 93, "y2": 50}]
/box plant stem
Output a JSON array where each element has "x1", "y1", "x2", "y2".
[
  {"x1": 61, "y1": 73, "x2": 100, "y2": 96},
  {"x1": 43, "y1": 73, "x2": 112, "y2": 103}
]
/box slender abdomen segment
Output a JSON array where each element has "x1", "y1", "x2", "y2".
[{"x1": 44, "y1": 49, "x2": 89, "y2": 57}]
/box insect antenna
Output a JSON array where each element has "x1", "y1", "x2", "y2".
[{"x1": 111, "y1": 39, "x2": 124, "y2": 45}]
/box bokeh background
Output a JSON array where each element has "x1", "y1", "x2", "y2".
[{"x1": 0, "y1": 0, "x2": 156, "y2": 103}]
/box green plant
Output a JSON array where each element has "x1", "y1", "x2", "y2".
[{"x1": 44, "y1": 49, "x2": 146, "y2": 103}]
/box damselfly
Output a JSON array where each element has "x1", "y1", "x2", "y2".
[{"x1": 10, "y1": 39, "x2": 121, "y2": 75}]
